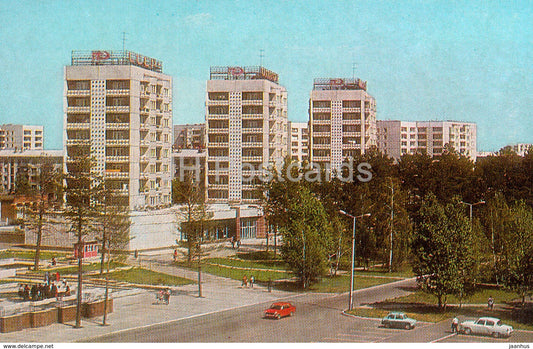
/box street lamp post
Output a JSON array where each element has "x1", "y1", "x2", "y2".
[
  {"x1": 461, "y1": 201, "x2": 485, "y2": 221},
  {"x1": 339, "y1": 210, "x2": 371, "y2": 311}
]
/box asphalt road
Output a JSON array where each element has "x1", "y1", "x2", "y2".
[{"x1": 86, "y1": 278, "x2": 533, "y2": 343}]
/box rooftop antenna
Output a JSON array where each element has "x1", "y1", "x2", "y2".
[
  {"x1": 122, "y1": 32, "x2": 127, "y2": 54},
  {"x1": 260, "y1": 49, "x2": 264, "y2": 67}
]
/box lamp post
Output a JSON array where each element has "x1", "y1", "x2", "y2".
[
  {"x1": 461, "y1": 201, "x2": 485, "y2": 221},
  {"x1": 339, "y1": 210, "x2": 371, "y2": 311}
]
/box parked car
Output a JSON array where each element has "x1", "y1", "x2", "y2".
[
  {"x1": 264, "y1": 302, "x2": 295, "y2": 319},
  {"x1": 459, "y1": 317, "x2": 513, "y2": 338},
  {"x1": 381, "y1": 312, "x2": 417, "y2": 330}
]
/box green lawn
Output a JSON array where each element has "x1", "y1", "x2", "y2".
[
  {"x1": 391, "y1": 288, "x2": 521, "y2": 305},
  {"x1": 206, "y1": 257, "x2": 289, "y2": 271},
  {"x1": 311, "y1": 274, "x2": 401, "y2": 293},
  {"x1": 0, "y1": 250, "x2": 68, "y2": 260},
  {"x1": 197, "y1": 262, "x2": 292, "y2": 282},
  {"x1": 105, "y1": 267, "x2": 193, "y2": 286},
  {"x1": 347, "y1": 286, "x2": 533, "y2": 331},
  {"x1": 35, "y1": 261, "x2": 128, "y2": 275}
]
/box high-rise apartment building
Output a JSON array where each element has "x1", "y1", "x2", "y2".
[
  {"x1": 0, "y1": 124, "x2": 44, "y2": 150},
  {"x1": 377, "y1": 120, "x2": 477, "y2": 161},
  {"x1": 173, "y1": 123, "x2": 205, "y2": 150},
  {"x1": 288, "y1": 121, "x2": 309, "y2": 163},
  {"x1": 206, "y1": 66, "x2": 288, "y2": 203},
  {"x1": 309, "y1": 78, "x2": 377, "y2": 173},
  {"x1": 64, "y1": 50, "x2": 173, "y2": 210}
]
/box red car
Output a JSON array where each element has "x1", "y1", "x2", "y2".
[{"x1": 264, "y1": 301, "x2": 295, "y2": 319}]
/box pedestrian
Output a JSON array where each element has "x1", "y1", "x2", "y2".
[
  {"x1": 51, "y1": 257, "x2": 56, "y2": 266},
  {"x1": 51, "y1": 282, "x2": 58, "y2": 300},
  {"x1": 237, "y1": 238, "x2": 241, "y2": 248},
  {"x1": 488, "y1": 296, "x2": 494, "y2": 310},
  {"x1": 249, "y1": 275, "x2": 255, "y2": 288},
  {"x1": 242, "y1": 275, "x2": 248, "y2": 288},
  {"x1": 173, "y1": 249, "x2": 177, "y2": 262},
  {"x1": 451, "y1": 316, "x2": 459, "y2": 333},
  {"x1": 164, "y1": 289, "x2": 170, "y2": 305},
  {"x1": 44, "y1": 271, "x2": 50, "y2": 284},
  {"x1": 18, "y1": 284, "x2": 24, "y2": 298},
  {"x1": 231, "y1": 236, "x2": 236, "y2": 249},
  {"x1": 24, "y1": 284, "x2": 30, "y2": 301},
  {"x1": 30, "y1": 284, "x2": 38, "y2": 301},
  {"x1": 55, "y1": 271, "x2": 60, "y2": 282}
]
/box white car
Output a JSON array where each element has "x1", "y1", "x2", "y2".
[{"x1": 459, "y1": 317, "x2": 513, "y2": 338}]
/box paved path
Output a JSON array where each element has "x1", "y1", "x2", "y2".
[{"x1": 0, "y1": 250, "x2": 295, "y2": 343}]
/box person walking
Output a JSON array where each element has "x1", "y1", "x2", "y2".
[
  {"x1": 173, "y1": 249, "x2": 178, "y2": 262},
  {"x1": 451, "y1": 316, "x2": 459, "y2": 333},
  {"x1": 488, "y1": 296, "x2": 494, "y2": 310},
  {"x1": 242, "y1": 275, "x2": 248, "y2": 288},
  {"x1": 249, "y1": 275, "x2": 255, "y2": 288}
]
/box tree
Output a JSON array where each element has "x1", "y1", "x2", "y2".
[
  {"x1": 412, "y1": 194, "x2": 478, "y2": 309},
  {"x1": 63, "y1": 154, "x2": 101, "y2": 328},
  {"x1": 279, "y1": 185, "x2": 333, "y2": 288},
  {"x1": 19, "y1": 159, "x2": 62, "y2": 271},
  {"x1": 498, "y1": 201, "x2": 533, "y2": 304}
]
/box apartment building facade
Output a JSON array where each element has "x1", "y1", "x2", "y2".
[
  {"x1": 0, "y1": 124, "x2": 44, "y2": 150},
  {"x1": 206, "y1": 66, "x2": 288, "y2": 203},
  {"x1": 64, "y1": 50, "x2": 173, "y2": 210},
  {"x1": 377, "y1": 120, "x2": 477, "y2": 161},
  {"x1": 173, "y1": 123, "x2": 205, "y2": 150},
  {"x1": 309, "y1": 78, "x2": 377, "y2": 173},
  {"x1": 0, "y1": 149, "x2": 63, "y2": 194},
  {"x1": 287, "y1": 121, "x2": 309, "y2": 163}
]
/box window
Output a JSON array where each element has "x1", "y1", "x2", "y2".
[{"x1": 313, "y1": 100, "x2": 331, "y2": 108}]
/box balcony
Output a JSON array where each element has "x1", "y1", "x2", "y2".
[
  {"x1": 342, "y1": 107, "x2": 361, "y2": 113},
  {"x1": 207, "y1": 184, "x2": 228, "y2": 190},
  {"x1": 312, "y1": 107, "x2": 331, "y2": 113},
  {"x1": 342, "y1": 143, "x2": 361, "y2": 149},
  {"x1": 312, "y1": 119, "x2": 330, "y2": 125},
  {"x1": 106, "y1": 106, "x2": 130, "y2": 113},
  {"x1": 208, "y1": 142, "x2": 229, "y2": 147},
  {"x1": 67, "y1": 106, "x2": 90, "y2": 113},
  {"x1": 242, "y1": 100, "x2": 263, "y2": 106},
  {"x1": 140, "y1": 108, "x2": 150, "y2": 115},
  {"x1": 312, "y1": 131, "x2": 331, "y2": 137},
  {"x1": 242, "y1": 128, "x2": 263, "y2": 134},
  {"x1": 106, "y1": 156, "x2": 129, "y2": 162},
  {"x1": 106, "y1": 89, "x2": 130, "y2": 96},
  {"x1": 342, "y1": 132, "x2": 361, "y2": 137},
  {"x1": 242, "y1": 155, "x2": 263, "y2": 162},
  {"x1": 311, "y1": 156, "x2": 330, "y2": 162},
  {"x1": 66, "y1": 90, "x2": 90, "y2": 97},
  {"x1": 242, "y1": 141, "x2": 263, "y2": 147},
  {"x1": 66, "y1": 123, "x2": 90, "y2": 130},
  {"x1": 207, "y1": 169, "x2": 229, "y2": 176},
  {"x1": 342, "y1": 119, "x2": 361, "y2": 125},
  {"x1": 207, "y1": 155, "x2": 229, "y2": 162},
  {"x1": 207, "y1": 114, "x2": 229, "y2": 120},
  {"x1": 208, "y1": 128, "x2": 229, "y2": 134},
  {"x1": 106, "y1": 139, "x2": 129, "y2": 146},
  {"x1": 106, "y1": 122, "x2": 130, "y2": 130},
  {"x1": 206, "y1": 100, "x2": 229, "y2": 106},
  {"x1": 242, "y1": 114, "x2": 264, "y2": 120},
  {"x1": 66, "y1": 139, "x2": 90, "y2": 146},
  {"x1": 268, "y1": 100, "x2": 278, "y2": 108},
  {"x1": 104, "y1": 170, "x2": 129, "y2": 179},
  {"x1": 312, "y1": 143, "x2": 331, "y2": 149}
]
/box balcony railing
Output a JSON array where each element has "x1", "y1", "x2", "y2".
[
  {"x1": 242, "y1": 114, "x2": 264, "y2": 119},
  {"x1": 242, "y1": 128, "x2": 263, "y2": 134},
  {"x1": 106, "y1": 155, "x2": 129, "y2": 162},
  {"x1": 106, "y1": 122, "x2": 130, "y2": 130},
  {"x1": 67, "y1": 106, "x2": 90, "y2": 113},
  {"x1": 106, "y1": 139, "x2": 129, "y2": 146},
  {"x1": 66, "y1": 90, "x2": 90, "y2": 97},
  {"x1": 106, "y1": 106, "x2": 130, "y2": 113},
  {"x1": 66, "y1": 123, "x2": 90, "y2": 130},
  {"x1": 106, "y1": 89, "x2": 130, "y2": 96}
]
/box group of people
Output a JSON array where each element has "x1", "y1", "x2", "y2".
[
  {"x1": 242, "y1": 275, "x2": 255, "y2": 288},
  {"x1": 156, "y1": 289, "x2": 171, "y2": 305},
  {"x1": 18, "y1": 280, "x2": 70, "y2": 302},
  {"x1": 450, "y1": 296, "x2": 496, "y2": 333}
]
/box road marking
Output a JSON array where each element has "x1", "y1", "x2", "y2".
[{"x1": 430, "y1": 333, "x2": 457, "y2": 343}]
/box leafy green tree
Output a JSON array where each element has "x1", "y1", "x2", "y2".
[
  {"x1": 413, "y1": 194, "x2": 478, "y2": 309},
  {"x1": 279, "y1": 185, "x2": 333, "y2": 288},
  {"x1": 498, "y1": 201, "x2": 533, "y2": 304}
]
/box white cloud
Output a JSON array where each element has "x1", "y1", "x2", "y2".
[{"x1": 184, "y1": 13, "x2": 213, "y2": 27}]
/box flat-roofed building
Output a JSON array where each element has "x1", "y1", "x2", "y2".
[
  {"x1": 64, "y1": 50, "x2": 173, "y2": 210},
  {"x1": 288, "y1": 121, "x2": 309, "y2": 163},
  {"x1": 0, "y1": 124, "x2": 44, "y2": 150},
  {"x1": 377, "y1": 120, "x2": 477, "y2": 161},
  {"x1": 173, "y1": 123, "x2": 205, "y2": 150},
  {"x1": 309, "y1": 78, "x2": 377, "y2": 174},
  {"x1": 205, "y1": 66, "x2": 288, "y2": 203}
]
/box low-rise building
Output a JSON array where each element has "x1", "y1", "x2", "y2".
[{"x1": 0, "y1": 124, "x2": 44, "y2": 150}]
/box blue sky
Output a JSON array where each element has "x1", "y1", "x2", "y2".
[{"x1": 0, "y1": 0, "x2": 531, "y2": 151}]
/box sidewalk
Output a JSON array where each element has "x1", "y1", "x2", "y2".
[{"x1": 0, "y1": 251, "x2": 296, "y2": 343}]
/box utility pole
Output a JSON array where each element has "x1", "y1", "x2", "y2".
[
  {"x1": 389, "y1": 178, "x2": 394, "y2": 273},
  {"x1": 302, "y1": 230, "x2": 306, "y2": 289}
]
